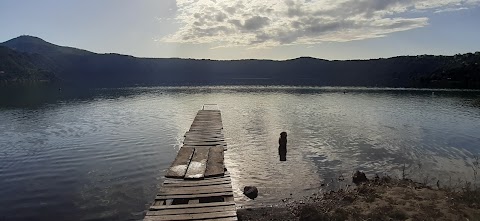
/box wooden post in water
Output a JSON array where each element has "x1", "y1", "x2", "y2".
[{"x1": 144, "y1": 107, "x2": 237, "y2": 221}]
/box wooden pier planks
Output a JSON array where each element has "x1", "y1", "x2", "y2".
[
  {"x1": 145, "y1": 109, "x2": 237, "y2": 221},
  {"x1": 184, "y1": 147, "x2": 209, "y2": 179},
  {"x1": 152, "y1": 174, "x2": 236, "y2": 219},
  {"x1": 165, "y1": 146, "x2": 195, "y2": 178},
  {"x1": 205, "y1": 146, "x2": 225, "y2": 178},
  {"x1": 148, "y1": 176, "x2": 236, "y2": 221}
]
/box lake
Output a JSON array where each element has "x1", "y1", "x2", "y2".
[{"x1": 1, "y1": 86, "x2": 480, "y2": 220}]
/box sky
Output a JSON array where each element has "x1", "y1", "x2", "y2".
[{"x1": 1, "y1": 0, "x2": 480, "y2": 60}]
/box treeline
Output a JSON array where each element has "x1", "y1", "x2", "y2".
[
  {"x1": 415, "y1": 53, "x2": 480, "y2": 88},
  {"x1": 1, "y1": 36, "x2": 479, "y2": 88},
  {"x1": 0, "y1": 46, "x2": 57, "y2": 85}
]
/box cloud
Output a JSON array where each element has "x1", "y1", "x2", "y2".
[
  {"x1": 162, "y1": 0, "x2": 480, "y2": 47},
  {"x1": 243, "y1": 16, "x2": 270, "y2": 31},
  {"x1": 434, "y1": 7, "x2": 469, "y2": 13}
]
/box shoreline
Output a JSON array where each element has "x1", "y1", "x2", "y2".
[{"x1": 236, "y1": 174, "x2": 480, "y2": 221}]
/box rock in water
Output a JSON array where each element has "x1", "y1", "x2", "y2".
[
  {"x1": 243, "y1": 186, "x2": 258, "y2": 199},
  {"x1": 352, "y1": 171, "x2": 368, "y2": 185}
]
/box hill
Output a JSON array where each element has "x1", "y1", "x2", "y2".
[
  {"x1": 1, "y1": 36, "x2": 479, "y2": 88},
  {"x1": 0, "y1": 46, "x2": 57, "y2": 85}
]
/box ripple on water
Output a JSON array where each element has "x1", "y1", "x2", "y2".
[{"x1": 1, "y1": 87, "x2": 480, "y2": 220}]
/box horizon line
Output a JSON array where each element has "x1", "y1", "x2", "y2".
[{"x1": 2, "y1": 35, "x2": 480, "y2": 62}]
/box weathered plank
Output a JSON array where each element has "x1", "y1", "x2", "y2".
[
  {"x1": 191, "y1": 121, "x2": 222, "y2": 124},
  {"x1": 184, "y1": 139, "x2": 225, "y2": 143},
  {"x1": 193, "y1": 119, "x2": 222, "y2": 121},
  {"x1": 193, "y1": 119, "x2": 221, "y2": 121},
  {"x1": 183, "y1": 142, "x2": 227, "y2": 147},
  {"x1": 160, "y1": 184, "x2": 233, "y2": 195},
  {"x1": 185, "y1": 134, "x2": 224, "y2": 138},
  {"x1": 189, "y1": 130, "x2": 222, "y2": 133},
  {"x1": 184, "y1": 147, "x2": 209, "y2": 179},
  {"x1": 161, "y1": 183, "x2": 232, "y2": 191},
  {"x1": 185, "y1": 134, "x2": 224, "y2": 139},
  {"x1": 192, "y1": 123, "x2": 222, "y2": 125},
  {"x1": 146, "y1": 205, "x2": 236, "y2": 216},
  {"x1": 163, "y1": 177, "x2": 231, "y2": 186},
  {"x1": 194, "y1": 115, "x2": 220, "y2": 118},
  {"x1": 184, "y1": 140, "x2": 227, "y2": 144},
  {"x1": 158, "y1": 188, "x2": 233, "y2": 196},
  {"x1": 183, "y1": 141, "x2": 226, "y2": 145},
  {"x1": 146, "y1": 216, "x2": 238, "y2": 221},
  {"x1": 196, "y1": 112, "x2": 220, "y2": 114},
  {"x1": 205, "y1": 146, "x2": 225, "y2": 177},
  {"x1": 185, "y1": 131, "x2": 223, "y2": 134},
  {"x1": 194, "y1": 116, "x2": 220, "y2": 118},
  {"x1": 165, "y1": 147, "x2": 195, "y2": 178},
  {"x1": 144, "y1": 211, "x2": 237, "y2": 220},
  {"x1": 163, "y1": 180, "x2": 231, "y2": 188},
  {"x1": 184, "y1": 137, "x2": 225, "y2": 142},
  {"x1": 184, "y1": 136, "x2": 225, "y2": 141},
  {"x1": 193, "y1": 117, "x2": 222, "y2": 121},
  {"x1": 190, "y1": 126, "x2": 221, "y2": 128},
  {"x1": 164, "y1": 171, "x2": 230, "y2": 181},
  {"x1": 183, "y1": 140, "x2": 227, "y2": 146},
  {"x1": 155, "y1": 191, "x2": 233, "y2": 199},
  {"x1": 189, "y1": 127, "x2": 223, "y2": 130},
  {"x1": 192, "y1": 119, "x2": 221, "y2": 121},
  {"x1": 150, "y1": 201, "x2": 235, "y2": 210},
  {"x1": 164, "y1": 175, "x2": 231, "y2": 182},
  {"x1": 185, "y1": 132, "x2": 223, "y2": 135},
  {"x1": 185, "y1": 137, "x2": 225, "y2": 140},
  {"x1": 188, "y1": 130, "x2": 223, "y2": 133},
  {"x1": 191, "y1": 122, "x2": 222, "y2": 125},
  {"x1": 145, "y1": 216, "x2": 238, "y2": 221}
]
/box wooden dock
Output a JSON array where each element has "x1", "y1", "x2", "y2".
[{"x1": 144, "y1": 109, "x2": 237, "y2": 221}]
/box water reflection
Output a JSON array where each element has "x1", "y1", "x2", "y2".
[{"x1": 0, "y1": 86, "x2": 479, "y2": 220}]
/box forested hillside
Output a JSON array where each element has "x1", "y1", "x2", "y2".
[
  {"x1": 0, "y1": 46, "x2": 57, "y2": 85},
  {"x1": 1, "y1": 36, "x2": 479, "y2": 88}
]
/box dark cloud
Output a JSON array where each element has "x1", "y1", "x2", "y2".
[
  {"x1": 226, "y1": 16, "x2": 270, "y2": 31},
  {"x1": 285, "y1": 0, "x2": 304, "y2": 17},
  {"x1": 183, "y1": 25, "x2": 232, "y2": 40},
  {"x1": 215, "y1": 12, "x2": 227, "y2": 22},
  {"x1": 229, "y1": 19, "x2": 243, "y2": 28},
  {"x1": 244, "y1": 16, "x2": 270, "y2": 30},
  {"x1": 224, "y1": 6, "x2": 237, "y2": 14}
]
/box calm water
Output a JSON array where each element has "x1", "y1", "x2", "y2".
[{"x1": 1, "y1": 86, "x2": 480, "y2": 220}]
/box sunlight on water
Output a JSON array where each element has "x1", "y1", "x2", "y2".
[{"x1": 0, "y1": 86, "x2": 479, "y2": 220}]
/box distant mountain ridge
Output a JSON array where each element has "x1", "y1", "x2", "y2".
[
  {"x1": 1, "y1": 35, "x2": 479, "y2": 88},
  {"x1": 2, "y1": 36, "x2": 93, "y2": 56}
]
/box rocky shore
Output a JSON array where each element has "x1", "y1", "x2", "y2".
[{"x1": 237, "y1": 173, "x2": 480, "y2": 221}]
